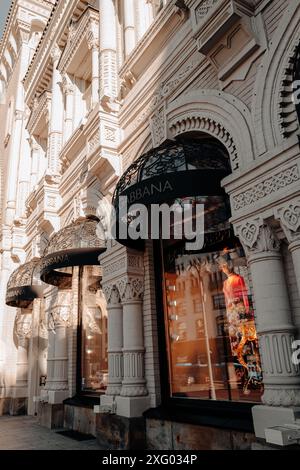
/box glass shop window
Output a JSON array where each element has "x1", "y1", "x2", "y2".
[
  {"x1": 160, "y1": 197, "x2": 263, "y2": 403},
  {"x1": 80, "y1": 266, "x2": 108, "y2": 394}
]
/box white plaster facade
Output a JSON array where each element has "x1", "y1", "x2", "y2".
[{"x1": 0, "y1": 0, "x2": 300, "y2": 449}]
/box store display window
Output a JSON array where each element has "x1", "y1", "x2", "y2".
[{"x1": 160, "y1": 196, "x2": 263, "y2": 403}]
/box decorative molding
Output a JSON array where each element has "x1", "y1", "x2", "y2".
[
  {"x1": 169, "y1": 114, "x2": 239, "y2": 170},
  {"x1": 103, "y1": 284, "x2": 121, "y2": 306},
  {"x1": 150, "y1": 104, "x2": 167, "y2": 148},
  {"x1": 232, "y1": 165, "x2": 300, "y2": 211},
  {"x1": 235, "y1": 221, "x2": 280, "y2": 254},
  {"x1": 275, "y1": 199, "x2": 300, "y2": 243},
  {"x1": 123, "y1": 58, "x2": 201, "y2": 136},
  {"x1": 262, "y1": 388, "x2": 300, "y2": 407},
  {"x1": 195, "y1": 0, "x2": 218, "y2": 20},
  {"x1": 58, "y1": 7, "x2": 99, "y2": 74},
  {"x1": 278, "y1": 44, "x2": 299, "y2": 139},
  {"x1": 14, "y1": 312, "x2": 32, "y2": 347},
  {"x1": 50, "y1": 44, "x2": 61, "y2": 64},
  {"x1": 116, "y1": 277, "x2": 144, "y2": 303}
]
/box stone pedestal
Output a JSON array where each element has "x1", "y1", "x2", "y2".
[
  {"x1": 96, "y1": 413, "x2": 146, "y2": 450},
  {"x1": 38, "y1": 402, "x2": 64, "y2": 429}
]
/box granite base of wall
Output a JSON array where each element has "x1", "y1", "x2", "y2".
[
  {"x1": 96, "y1": 414, "x2": 146, "y2": 450},
  {"x1": 146, "y1": 419, "x2": 256, "y2": 450},
  {"x1": 9, "y1": 397, "x2": 27, "y2": 416},
  {"x1": 63, "y1": 404, "x2": 96, "y2": 436},
  {"x1": 38, "y1": 403, "x2": 64, "y2": 429},
  {"x1": 0, "y1": 397, "x2": 11, "y2": 415}
]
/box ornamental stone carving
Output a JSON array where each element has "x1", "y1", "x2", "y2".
[
  {"x1": 232, "y1": 165, "x2": 300, "y2": 211},
  {"x1": 116, "y1": 277, "x2": 144, "y2": 303},
  {"x1": 195, "y1": 0, "x2": 218, "y2": 21},
  {"x1": 275, "y1": 200, "x2": 300, "y2": 243},
  {"x1": 103, "y1": 284, "x2": 121, "y2": 306},
  {"x1": 48, "y1": 306, "x2": 71, "y2": 330},
  {"x1": 279, "y1": 41, "x2": 300, "y2": 139},
  {"x1": 169, "y1": 114, "x2": 239, "y2": 170},
  {"x1": 61, "y1": 73, "x2": 74, "y2": 95},
  {"x1": 235, "y1": 220, "x2": 280, "y2": 255},
  {"x1": 50, "y1": 44, "x2": 61, "y2": 63},
  {"x1": 150, "y1": 105, "x2": 166, "y2": 148},
  {"x1": 262, "y1": 388, "x2": 300, "y2": 407},
  {"x1": 14, "y1": 311, "x2": 32, "y2": 348}
]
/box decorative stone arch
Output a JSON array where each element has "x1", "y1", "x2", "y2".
[
  {"x1": 166, "y1": 89, "x2": 256, "y2": 171},
  {"x1": 252, "y1": 2, "x2": 300, "y2": 154}
]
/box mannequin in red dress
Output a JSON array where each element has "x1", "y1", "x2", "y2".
[{"x1": 219, "y1": 258, "x2": 262, "y2": 394}]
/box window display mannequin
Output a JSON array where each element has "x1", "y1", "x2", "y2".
[{"x1": 218, "y1": 256, "x2": 262, "y2": 394}]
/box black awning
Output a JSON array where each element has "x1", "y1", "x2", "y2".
[
  {"x1": 40, "y1": 218, "x2": 106, "y2": 287},
  {"x1": 112, "y1": 139, "x2": 231, "y2": 249},
  {"x1": 6, "y1": 259, "x2": 43, "y2": 308}
]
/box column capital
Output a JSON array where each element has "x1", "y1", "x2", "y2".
[
  {"x1": 116, "y1": 276, "x2": 144, "y2": 303},
  {"x1": 235, "y1": 219, "x2": 280, "y2": 257},
  {"x1": 14, "y1": 311, "x2": 32, "y2": 348},
  {"x1": 103, "y1": 283, "x2": 121, "y2": 306},
  {"x1": 275, "y1": 199, "x2": 300, "y2": 244},
  {"x1": 50, "y1": 44, "x2": 61, "y2": 64},
  {"x1": 48, "y1": 307, "x2": 71, "y2": 331},
  {"x1": 87, "y1": 29, "x2": 99, "y2": 50},
  {"x1": 61, "y1": 73, "x2": 74, "y2": 95}
]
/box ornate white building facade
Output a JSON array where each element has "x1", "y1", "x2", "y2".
[{"x1": 1, "y1": 0, "x2": 300, "y2": 450}]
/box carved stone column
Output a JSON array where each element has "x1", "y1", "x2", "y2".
[
  {"x1": 48, "y1": 45, "x2": 63, "y2": 174},
  {"x1": 124, "y1": 0, "x2": 136, "y2": 57},
  {"x1": 100, "y1": 285, "x2": 123, "y2": 408},
  {"x1": 98, "y1": 243, "x2": 150, "y2": 417},
  {"x1": 62, "y1": 74, "x2": 74, "y2": 143},
  {"x1": 99, "y1": 0, "x2": 117, "y2": 100},
  {"x1": 116, "y1": 276, "x2": 150, "y2": 417},
  {"x1": 236, "y1": 219, "x2": 300, "y2": 438},
  {"x1": 276, "y1": 200, "x2": 300, "y2": 299},
  {"x1": 44, "y1": 290, "x2": 71, "y2": 404},
  {"x1": 13, "y1": 311, "x2": 32, "y2": 400},
  {"x1": 5, "y1": 110, "x2": 24, "y2": 225},
  {"x1": 88, "y1": 39, "x2": 99, "y2": 107},
  {"x1": 29, "y1": 137, "x2": 40, "y2": 189}
]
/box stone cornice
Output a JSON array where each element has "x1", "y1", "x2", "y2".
[
  {"x1": 58, "y1": 6, "x2": 99, "y2": 74},
  {"x1": 0, "y1": 0, "x2": 53, "y2": 85},
  {"x1": 26, "y1": 89, "x2": 51, "y2": 134},
  {"x1": 119, "y1": 0, "x2": 189, "y2": 96},
  {"x1": 23, "y1": 0, "x2": 90, "y2": 104}
]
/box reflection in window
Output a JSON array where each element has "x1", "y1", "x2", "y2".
[
  {"x1": 161, "y1": 196, "x2": 263, "y2": 403},
  {"x1": 80, "y1": 266, "x2": 108, "y2": 393}
]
